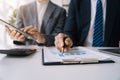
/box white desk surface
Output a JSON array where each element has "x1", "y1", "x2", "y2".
[{"x1": 0, "y1": 44, "x2": 120, "y2": 80}]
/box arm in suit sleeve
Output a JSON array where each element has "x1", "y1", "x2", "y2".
[
  {"x1": 43, "y1": 8, "x2": 66, "y2": 46},
  {"x1": 15, "y1": 6, "x2": 24, "y2": 29},
  {"x1": 64, "y1": 0, "x2": 79, "y2": 46},
  {"x1": 13, "y1": 6, "x2": 27, "y2": 45}
]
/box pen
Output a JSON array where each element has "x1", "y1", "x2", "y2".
[{"x1": 61, "y1": 37, "x2": 67, "y2": 53}]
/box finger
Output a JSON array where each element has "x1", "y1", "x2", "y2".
[
  {"x1": 62, "y1": 41, "x2": 70, "y2": 52},
  {"x1": 14, "y1": 32, "x2": 21, "y2": 39},
  {"x1": 55, "y1": 36, "x2": 63, "y2": 52},
  {"x1": 24, "y1": 27, "x2": 37, "y2": 34},
  {"x1": 57, "y1": 33, "x2": 67, "y2": 39},
  {"x1": 56, "y1": 38, "x2": 64, "y2": 51},
  {"x1": 29, "y1": 27, "x2": 37, "y2": 32},
  {"x1": 54, "y1": 40, "x2": 61, "y2": 52},
  {"x1": 58, "y1": 33, "x2": 70, "y2": 47},
  {"x1": 27, "y1": 30, "x2": 37, "y2": 35},
  {"x1": 57, "y1": 34, "x2": 65, "y2": 47},
  {"x1": 10, "y1": 30, "x2": 17, "y2": 39},
  {"x1": 65, "y1": 38, "x2": 73, "y2": 48},
  {"x1": 26, "y1": 27, "x2": 37, "y2": 33},
  {"x1": 17, "y1": 35, "x2": 25, "y2": 42},
  {"x1": 55, "y1": 33, "x2": 68, "y2": 51},
  {"x1": 23, "y1": 26, "x2": 33, "y2": 32},
  {"x1": 20, "y1": 28, "x2": 24, "y2": 31},
  {"x1": 56, "y1": 45, "x2": 61, "y2": 52},
  {"x1": 5, "y1": 25, "x2": 12, "y2": 35},
  {"x1": 63, "y1": 47, "x2": 69, "y2": 52}
]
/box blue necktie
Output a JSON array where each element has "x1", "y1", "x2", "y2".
[{"x1": 92, "y1": 0, "x2": 103, "y2": 47}]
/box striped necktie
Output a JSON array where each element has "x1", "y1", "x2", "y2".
[{"x1": 92, "y1": 0, "x2": 103, "y2": 47}]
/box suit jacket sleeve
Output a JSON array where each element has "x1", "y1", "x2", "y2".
[
  {"x1": 14, "y1": 6, "x2": 31, "y2": 45},
  {"x1": 64, "y1": 0, "x2": 79, "y2": 46},
  {"x1": 44, "y1": 8, "x2": 66, "y2": 46},
  {"x1": 13, "y1": 6, "x2": 26, "y2": 45},
  {"x1": 15, "y1": 6, "x2": 24, "y2": 29}
]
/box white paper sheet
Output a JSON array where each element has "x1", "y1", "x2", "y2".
[{"x1": 43, "y1": 47, "x2": 111, "y2": 63}]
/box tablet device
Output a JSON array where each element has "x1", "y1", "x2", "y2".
[{"x1": 0, "y1": 19, "x2": 36, "y2": 41}]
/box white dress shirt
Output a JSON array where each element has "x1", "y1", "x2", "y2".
[
  {"x1": 36, "y1": 0, "x2": 49, "y2": 32},
  {"x1": 84, "y1": 0, "x2": 106, "y2": 47}
]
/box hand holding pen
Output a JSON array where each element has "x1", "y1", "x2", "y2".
[
  {"x1": 55, "y1": 33, "x2": 73, "y2": 53},
  {"x1": 61, "y1": 37, "x2": 67, "y2": 53}
]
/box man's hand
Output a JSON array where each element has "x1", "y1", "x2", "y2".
[
  {"x1": 5, "y1": 25, "x2": 25, "y2": 42},
  {"x1": 23, "y1": 26, "x2": 46, "y2": 44},
  {"x1": 55, "y1": 33, "x2": 73, "y2": 52}
]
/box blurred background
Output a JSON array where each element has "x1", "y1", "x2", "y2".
[{"x1": 0, "y1": 0, "x2": 70, "y2": 45}]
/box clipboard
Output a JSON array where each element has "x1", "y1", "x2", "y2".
[
  {"x1": 42, "y1": 47, "x2": 115, "y2": 65},
  {"x1": 0, "y1": 19, "x2": 36, "y2": 41},
  {"x1": 0, "y1": 48, "x2": 36, "y2": 56}
]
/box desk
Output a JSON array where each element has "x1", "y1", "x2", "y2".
[{"x1": 0, "y1": 45, "x2": 120, "y2": 80}]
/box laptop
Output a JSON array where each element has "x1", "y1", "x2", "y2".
[{"x1": 99, "y1": 48, "x2": 120, "y2": 57}]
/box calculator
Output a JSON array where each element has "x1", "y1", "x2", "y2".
[{"x1": 0, "y1": 48, "x2": 36, "y2": 56}]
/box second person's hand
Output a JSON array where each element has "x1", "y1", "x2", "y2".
[
  {"x1": 5, "y1": 25, "x2": 26, "y2": 42},
  {"x1": 55, "y1": 33, "x2": 73, "y2": 52},
  {"x1": 23, "y1": 26, "x2": 46, "y2": 44}
]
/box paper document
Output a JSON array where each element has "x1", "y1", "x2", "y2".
[{"x1": 43, "y1": 47, "x2": 111, "y2": 63}]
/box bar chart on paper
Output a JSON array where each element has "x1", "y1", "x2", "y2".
[{"x1": 50, "y1": 47, "x2": 86, "y2": 57}]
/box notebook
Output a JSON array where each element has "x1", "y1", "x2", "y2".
[{"x1": 42, "y1": 47, "x2": 114, "y2": 65}]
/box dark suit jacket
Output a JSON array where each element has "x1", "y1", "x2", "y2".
[
  {"x1": 15, "y1": 1, "x2": 66, "y2": 46},
  {"x1": 64, "y1": 0, "x2": 120, "y2": 47}
]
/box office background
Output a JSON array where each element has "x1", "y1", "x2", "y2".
[{"x1": 0, "y1": 0, "x2": 70, "y2": 45}]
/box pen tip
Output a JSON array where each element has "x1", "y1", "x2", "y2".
[{"x1": 61, "y1": 48, "x2": 64, "y2": 54}]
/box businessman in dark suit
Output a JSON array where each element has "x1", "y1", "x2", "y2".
[
  {"x1": 6, "y1": 0, "x2": 66, "y2": 46},
  {"x1": 55, "y1": 0, "x2": 120, "y2": 52}
]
